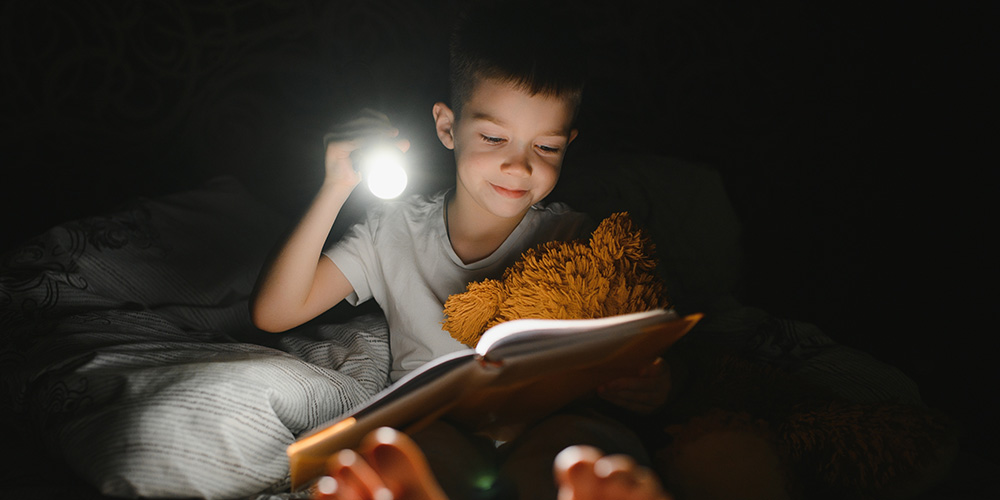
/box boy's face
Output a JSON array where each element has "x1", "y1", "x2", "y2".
[{"x1": 433, "y1": 78, "x2": 578, "y2": 221}]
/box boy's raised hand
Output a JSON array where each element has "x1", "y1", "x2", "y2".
[
  {"x1": 323, "y1": 138, "x2": 364, "y2": 189},
  {"x1": 597, "y1": 357, "x2": 672, "y2": 415},
  {"x1": 322, "y1": 108, "x2": 409, "y2": 190}
]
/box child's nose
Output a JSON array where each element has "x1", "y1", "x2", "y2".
[{"x1": 501, "y1": 149, "x2": 532, "y2": 176}]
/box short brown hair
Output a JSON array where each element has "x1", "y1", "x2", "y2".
[{"x1": 448, "y1": 0, "x2": 587, "y2": 120}]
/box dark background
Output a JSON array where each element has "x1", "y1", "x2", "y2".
[{"x1": 2, "y1": 0, "x2": 994, "y2": 465}]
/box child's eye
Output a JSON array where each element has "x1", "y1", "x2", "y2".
[
  {"x1": 537, "y1": 145, "x2": 561, "y2": 154},
  {"x1": 481, "y1": 135, "x2": 505, "y2": 145}
]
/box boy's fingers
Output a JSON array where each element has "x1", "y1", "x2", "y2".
[
  {"x1": 325, "y1": 108, "x2": 396, "y2": 143},
  {"x1": 327, "y1": 136, "x2": 409, "y2": 162},
  {"x1": 554, "y1": 445, "x2": 604, "y2": 496},
  {"x1": 326, "y1": 139, "x2": 364, "y2": 164},
  {"x1": 593, "y1": 455, "x2": 671, "y2": 500},
  {"x1": 325, "y1": 449, "x2": 392, "y2": 500},
  {"x1": 358, "y1": 427, "x2": 449, "y2": 500},
  {"x1": 314, "y1": 475, "x2": 339, "y2": 499},
  {"x1": 594, "y1": 454, "x2": 639, "y2": 480}
]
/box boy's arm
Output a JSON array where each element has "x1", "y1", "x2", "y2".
[
  {"x1": 250, "y1": 111, "x2": 407, "y2": 333},
  {"x1": 250, "y1": 139, "x2": 362, "y2": 333}
]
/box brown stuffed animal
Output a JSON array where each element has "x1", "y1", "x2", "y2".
[{"x1": 443, "y1": 212, "x2": 671, "y2": 347}]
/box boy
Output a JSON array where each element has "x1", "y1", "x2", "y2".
[{"x1": 251, "y1": 1, "x2": 671, "y2": 497}]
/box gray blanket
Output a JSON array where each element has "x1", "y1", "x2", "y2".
[{"x1": 1, "y1": 177, "x2": 390, "y2": 499}]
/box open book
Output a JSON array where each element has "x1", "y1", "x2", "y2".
[{"x1": 287, "y1": 308, "x2": 702, "y2": 490}]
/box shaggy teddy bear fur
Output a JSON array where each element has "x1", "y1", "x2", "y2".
[
  {"x1": 443, "y1": 212, "x2": 670, "y2": 347},
  {"x1": 440, "y1": 212, "x2": 959, "y2": 499}
]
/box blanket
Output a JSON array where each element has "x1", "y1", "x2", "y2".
[{"x1": 1, "y1": 177, "x2": 390, "y2": 499}]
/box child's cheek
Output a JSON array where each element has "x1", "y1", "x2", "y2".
[{"x1": 463, "y1": 149, "x2": 500, "y2": 171}]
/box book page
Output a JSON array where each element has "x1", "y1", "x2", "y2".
[{"x1": 476, "y1": 309, "x2": 676, "y2": 359}]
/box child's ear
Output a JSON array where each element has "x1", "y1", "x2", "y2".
[
  {"x1": 568, "y1": 129, "x2": 579, "y2": 145},
  {"x1": 432, "y1": 102, "x2": 456, "y2": 150}
]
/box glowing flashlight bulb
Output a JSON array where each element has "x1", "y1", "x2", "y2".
[{"x1": 355, "y1": 145, "x2": 408, "y2": 199}]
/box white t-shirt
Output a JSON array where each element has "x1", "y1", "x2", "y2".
[{"x1": 323, "y1": 190, "x2": 590, "y2": 381}]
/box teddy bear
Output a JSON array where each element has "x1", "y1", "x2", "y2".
[
  {"x1": 443, "y1": 212, "x2": 671, "y2": 347},
  {"x1": 441, "y1": 212, "x2": 959, "y2": 499}
]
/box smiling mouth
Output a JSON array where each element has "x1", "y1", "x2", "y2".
[{"x1": 491, "y1": 183, "x2": 528, "y2": 198}]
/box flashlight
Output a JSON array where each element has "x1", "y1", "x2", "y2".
[
  {"x1": 352, "y1": 142, "x2": 408, "y2": 199},
  {"x1": 324, "y1": 109, "x2": 409, "y2": 200}
]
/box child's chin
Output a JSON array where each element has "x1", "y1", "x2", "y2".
[{"x1": 487, "y1": 202, "x2": 532, "y2": 220}]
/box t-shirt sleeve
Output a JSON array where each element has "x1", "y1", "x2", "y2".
[{"x1": 322, "y1": 213, "x2": 383, "y2": 306}]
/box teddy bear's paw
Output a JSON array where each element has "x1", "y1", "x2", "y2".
[{"x1": 442, "y1": 279, "x2": 506, "y2": 347}]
